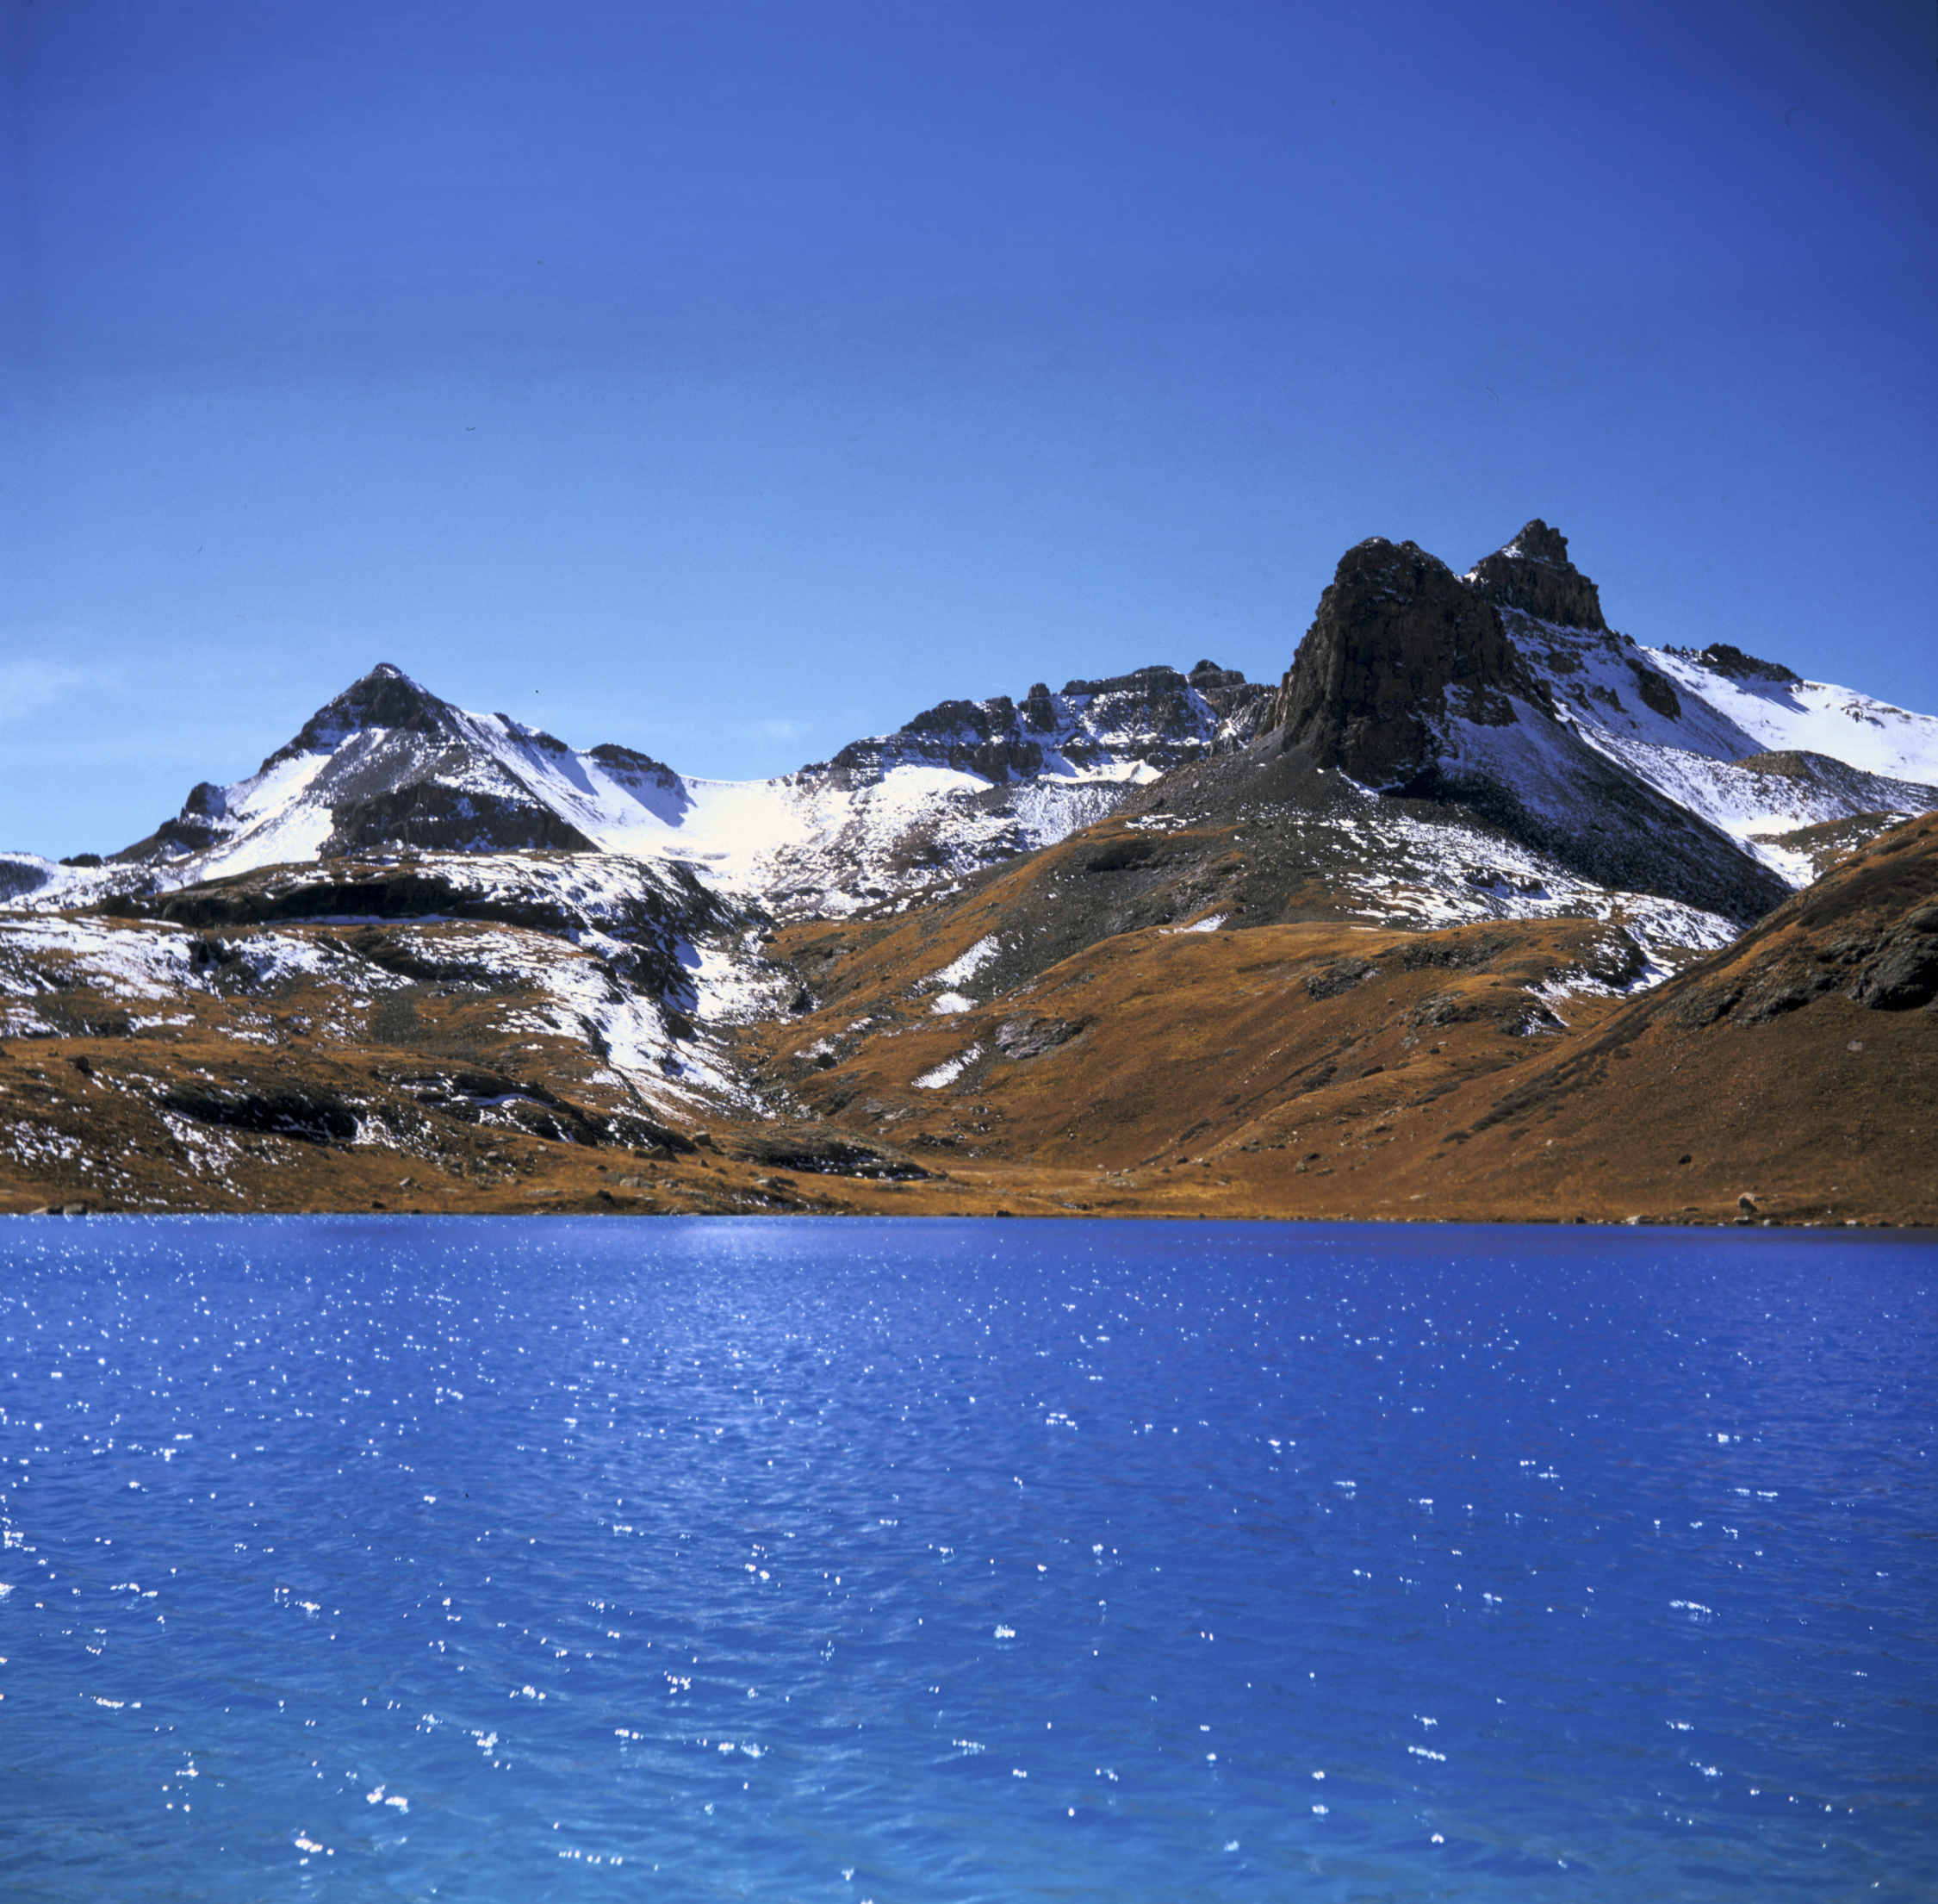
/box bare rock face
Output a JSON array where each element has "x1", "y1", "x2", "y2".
[
  {"x1": 821, "y1": 664, "x2": 1272, "y2": 787},
  {"x1": 318, "y1": 783, "x2": 599, "y2": 857},
  {"x1": 0, "y1": 856, "x2": 53, "y2": 900},
  {"x1": 1466, "y1": 519, "x2": 1608, "y2": 632},
  {"x1": 1185, "y1": 659, "x2": 1270, "y2": 733},
  {"x1": 1251, "y1": 523, "x2": 1799, "y2": 924},
  {"x1": 260, "y1": 662, "x2": 458, "y2": 770},
  {"x1": 1674, "y1": 642, "x2": 1801, "y2": 686},
  {"x1": 831, "y1": 695, "x2": 1047, "y2": 784},
  {"x1": 1266, "y1": 538, "x2": 1525, "y2": 786},
  {"x1": 110, "y1": 815, "x2": 229, "y2": 864},
  {"x1": 586, "y1": 743, "x2": 682, "y2": 789}
]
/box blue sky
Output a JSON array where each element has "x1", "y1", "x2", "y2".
[{"x1": 3, "y1": 0, "x2": 1934, "y2": 856}]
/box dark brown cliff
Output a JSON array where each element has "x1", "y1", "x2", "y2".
[
  {"x1": 1266, "y1": 538, "x2": 1526, "y2": 787},
  {"x1": 1466, "y1": 518, "x2": 1609, "y2": 631}
]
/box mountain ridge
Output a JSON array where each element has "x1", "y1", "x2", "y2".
[
  {"x1": 7, "y1": 517, "x2": 1930, "y2": 930},
  {"x1": 2, "y1": 517, "x2": 1932, "y2": 1224}
]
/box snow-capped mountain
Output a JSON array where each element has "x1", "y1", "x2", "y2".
[
  {"x1": 3, "y1": 519, "x2": 1932, "y2": 943},
  {"x1": 9, "y1": 659, "x2": 1276, "y2": 918},
  {"x1": 814, "y1": 659, "x2": 1269, "y2": 784},
  {"x1": 1264, "y1": 520, "x2": 1938, "y2": 917},
  {"x1": 2, "y1": 518, "x2": 1933, "y2": 1220}
]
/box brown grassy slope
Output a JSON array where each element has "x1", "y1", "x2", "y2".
[
  {"x1": 0, "y1": 916, "x2": 977, "y2": 1219},
  {"x1": 742, "y1": 862, "x2": 1674, "y2": 1218},
  {"x1": 4, "y1": 817, "x2": 1930, "y2": 1225},
  {"x1": 1420, "y1": 812, "x2": 1938, "y2": 1226},
  {"x1": 745, "y1": 812, "x2": 1936, "y2": 1226}
]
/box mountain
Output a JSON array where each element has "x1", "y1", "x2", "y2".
[
  {"x1": 763, "y1": 812, "x2": 1936, "y2": 1225},
  {"x1": 1409, "y1": 811, "x2": 1938, "y2": 1223},
  {"x1": 21, "y1": 659, "x2": 1270, "y2": 918},
  {"x1": 815, "y1": 659, "x2": 1269, "y2": 783},
  {"x1": 9, "y1": 522, "x2": 1933, "y2": 935},
  {"x1": 112, "y1": 665, "x2": 668, "y2": 864},
  {"x1": 1, "y1": 517, "x2": 1933, "y2": 1223},
  {"x1": 3, "y1": 811, "x2": 1928, "y2": 1224},
  {"x1": 1264, "y1": 520, "x2": 1937, "y2": 912},
  {"x1": 743, "y1": 522, "x2": 1934, "y2": 1022}
]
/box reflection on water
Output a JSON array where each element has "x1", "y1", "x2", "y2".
[{"x1": 0, "y1": 1216, "x2": 1932, "y2": 1900}]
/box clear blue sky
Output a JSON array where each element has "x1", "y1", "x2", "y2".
[{"x1": 3, "y1": 0, "x2": 1935, "y2": 856}]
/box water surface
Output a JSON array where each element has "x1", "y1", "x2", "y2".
[{"x1": 1, "y1": 1217, "x2": 1932, "y2": 1900}]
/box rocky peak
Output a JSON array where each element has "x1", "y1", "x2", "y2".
[
  {"x1": 1020, "y1": 683, "x2": 1059, "y2": 732},
  {"x1": 820, "y1": 664, "x2": 1272, "y2": 787},
  {"x1": 1466, "y1": 520, "x2": 1608, "y2": 632},
  {"x1": 1185, "y1": 659, "x2": 1270, "y2": 728},
  {"x1": 260, "y1": 663, "x2": 460, "y2": 772},
  {"x1": 1188, "y1": 659, "x2": 1246, "y2": 693},
  {"x1": 829, "y1": 694, "x2": 1047, "y2": 785},
  {"x1": 1500, "y1": 520, "x2": 1571, "y2": 566},
  {"x1": 587, "y1": 742, "x2": 682, "y2": 788},
  {"x1": 1268, "y1": 537, "x2": 1525, "y2": 787},
  {"x1": 1669, "y1": 642, "x2": 1801, "y2": 686},
  {"x1": 1061, "y1": 664, "x2": 1184, "y2": 699}
]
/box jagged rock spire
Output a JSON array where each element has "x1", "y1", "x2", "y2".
[
  {"x1": 1267, "y1": 537, "x2": 1525, "y2": 787},
  {"x1": 1467, "y1": 520, "x2": 1608, "y2": 632}
]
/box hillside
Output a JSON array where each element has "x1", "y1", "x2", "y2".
[
  {"x1": 3, "y1": 812, "x2": 1927, "y2": 1223},
  {"x1": 2, "y1": 518, "x2": 1932, "y2": 1224}
]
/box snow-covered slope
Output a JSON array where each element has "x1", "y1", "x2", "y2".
[
  {"x1": 80, "y1": 661, "x2": 1273, "y2": 917},
  {"x1": 1264, "y1": 521, "x2": 1935, "y2": 923},
  {"x1": 10, "y1": 524, "x2": 1934, "y2": 940},
  {"x1": 1489, "y1": 589, "x2": 1938, "y2": 880}
]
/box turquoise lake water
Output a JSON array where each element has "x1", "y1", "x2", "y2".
[{"x1": 0, "y1": 1217, "x2": 1932, "y2": 1900}]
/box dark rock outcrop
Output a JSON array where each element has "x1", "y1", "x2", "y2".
[
  {"x1": 319, "y1": 783, "x2": 599, "y2": 858},
  {"x1": 994, "y1": 1013, "x2": 1090, "y2": 1060},
  {"x1": 1080, "y1": 837, "x2": 1159, "y2": 874},
  {"x1": 728, "y1": 1129, "x2": 931, "y2": 1179},
  {"x1": 1625, "y1": 657, "x2": 1681, "y2": 718},
  {"x1": 833, "y1": 696, "x2": 1047, "y2": 784},
  {"x1": 587, "y1": 743, "x2": 682, "y2": 788},
  {"x1": 1307, "y1": 955, "x2": 1376, "y2": 1000},
  {"x1": 98, "y1": 853, "x2": 734, "y2": 1020},
  {"x1": 1467, "y1": 520, "x2": 1608, "y2": 632},
  {"x1": 160, "y1": 1078, "x2": 360, "y2": 1143},
  {"x1": 1266, "y1": 538, "x2": 1525, "y2": 786},
  {"x1": 111, "y1": 815, "x2": 231, "y2": 864},
  {"x1": 1682, "y1": 643, "x2": 1801, "y2": 686},
  {"x1": 387, "y1": 1066, "x2": 698, "y2": 1154},
  {"x1": 260, "y1": 663, "x2": 457, "y2": 772},
  {"x1": 822, "y1": 665, "x2": 1272, "y2": 787},
  {"x1": 0, "y1": 856, "x2": 53, "y2": 901}
]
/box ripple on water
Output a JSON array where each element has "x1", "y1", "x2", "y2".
[{"x1": 0, "y1": 1216, "x2": 1931, "y2": 1901}]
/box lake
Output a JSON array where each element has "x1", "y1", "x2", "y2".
[{"x1": 0, "y1": 1217, "x2": 1932, "y2": 1900}]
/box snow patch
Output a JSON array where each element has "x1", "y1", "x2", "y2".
[
  {"x1": 914, "y1": 1044, "x2": 983, "y2": 1089},
  {"x1": 929, "y1": 936, "x2": 1001, "y2": 988}
]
